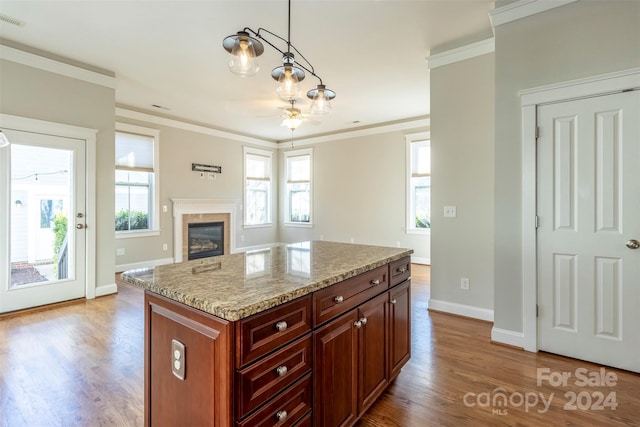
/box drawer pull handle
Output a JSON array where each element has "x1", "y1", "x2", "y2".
[
  {"x1": 276, "y1": 365, "x2": 288, "y2": 377},
  {"x1": 360, "y1": 317, "x2": 367, "y2": 325},
  {"x1": 275, "y1": 321, "x2": 288, "y2": 332},
  {"x1": 370, "y1": 279, "x2": 380, "y2": 285},
  {"x1": 276, "y1": 410, "x2": 288, "y2": 422},
  {"x1": 334, "y1": 295, "x2": 344, "y2": 303},
  {"x1": 397, "y1": 267, "x2": 406, "y2": 274},
  {"x1": 390, "y1": 299, "x2": 397, "y2": 304}
]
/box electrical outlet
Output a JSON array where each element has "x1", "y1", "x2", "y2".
[
  {"x1": 444, "y1": 206, "x2": 457, "y2": 218},
  {"x1": 116, "y1": 248, "x2": 125, "y2": 256},
  {"x1": 461, "y1": 277, "x2": 470, "y2": 290},
  {"x1": 163, "y1": 243, "x2": 168, "y2": 251},
  {"x1": 162, "y1": 205, "x2": 168, "y2": 213}
]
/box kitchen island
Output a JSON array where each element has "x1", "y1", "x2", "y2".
[{"x1": 122, "y1": 240, "x2": 413, "y2": 427}]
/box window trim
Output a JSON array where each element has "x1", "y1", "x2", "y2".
[
  {"x1": 406, "y1": 132, "x2": 431, "y2": 235},
  {"x1": 243, "y1": 146, "x2": 273, "y2": 228},
  {"x1": 283, "y1": 148, "x2": 313, "y2": 227},
  {"x1": 115, "y1": 123, "x2": 160, "y2": 236}
]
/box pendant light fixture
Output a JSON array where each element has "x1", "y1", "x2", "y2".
[
  {"x1": 222, "y1": 0, "x2": 336, "y2": 125},
  {"x1": 0, "y1": 130, "x2": 10, "y2": 148},
  {"x1": 281, "y1": 100, "x2": 303, "y2": 131}
]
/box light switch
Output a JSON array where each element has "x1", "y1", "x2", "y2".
[{"x1": 444, "y1": 206, "x2": 457, "y2": 218}]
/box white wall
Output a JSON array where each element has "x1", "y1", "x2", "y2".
[
  {"x1": 279, "y1": 129, "x2": 430, "y2": 263},
  {"x1": 113, "y1": 114, "x2": 279, "y2": 269},
  {"x1": 429, "y1": 52, "x2": 495, "y2": 317},
  {"x1": 493, "y1": 0, "x2": 640, "y2": 333},
  {"x1": 0, "y1": 54, "x2": 116, "y2": 293}
]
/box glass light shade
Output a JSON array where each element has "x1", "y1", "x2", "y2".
[
  {"x1": 228, "y1": 37, "x2": 259, "y2": 77},
  {"x1": 309, "y1": 89, "x2": 332, "y2": 115},
  {"x1": 276, "y1": 65, "x2": 301, "y2": 101},
  {"x1": 0, "y1": 130, "x2": 9, "y2": 148},
  {"x1": 282, "y1": 116, "x2": 303, "y2": 131}
]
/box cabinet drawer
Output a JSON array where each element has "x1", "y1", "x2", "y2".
[
  {"x1": 313, "y1": 265, "x2": 388, "y2": 326},
  {"x1": 237, "y1": 295, "x2": 312, "y2": 367},
  {"x1": 237, "y1": 374, "x2": 312, "y2": 427},
  {"x1": 236, "y1": 335, "x2": 312, "y2": 419},
  {"x1": 389, "y1": 257, "x2": 411, "y2": 287}
]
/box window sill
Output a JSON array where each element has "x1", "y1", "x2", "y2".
[
  {"x1": 116, "y1": 230, "x2": 161, "y2": 239},
  {"x1": 243, "y1": 223, "x2": 273, "y2": 229},
  {"x1": 284, "y1": 222, "x2": 313, "y2": 228},
  {"x1": 406, "y1": 228, "x2": 431, "y2": 235}
]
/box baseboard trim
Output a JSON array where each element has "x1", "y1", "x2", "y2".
[
  {"x1": 428, "y1": 299, "x2": 494, "y2": 322},
  {"x1": 95, "y1": 283, "x2": 118, "y2": 297},
  {"x1": 411, "y1": 256, "x2": 430, "y2": 265},
  {"x1": 491, "y1": 327, "x2": 525, "y2": 349},
  {"x1": 115, "y1": 257, "x2": 174, "y2": 273}
]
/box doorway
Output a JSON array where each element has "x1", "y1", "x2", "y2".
[{"x1": 0, "y1": 117, "x2": 96, "y2": 313}]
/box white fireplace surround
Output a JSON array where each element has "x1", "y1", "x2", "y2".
[{"x1": 171, "y1": 198, "x2": 237, "y2": 263}]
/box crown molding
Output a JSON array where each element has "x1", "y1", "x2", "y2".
[
  {"x1": 426, "y1": 38, "x2": 494, "y2": 70},
  {"x1": 115, "y1": 107, "x2": 277, "y2": 149},
  {"x1": 0, "y1": 44, "x2": 115, "y2": 89},
  {"x1": 285, "y1": 117, "x2": 431, "y2": 147},
  {"x1": 489, "y1": 0, "x2": 578, "y2": 28}
]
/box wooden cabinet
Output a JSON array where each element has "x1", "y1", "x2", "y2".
[
  {"x1": 357, "y1": 292, "x2": 388, "y2": 415},
  {"x1": 144, "y1": 256, "x2": 411, "y2": 427},
  {"x1": 313, "y1": 310, "x2": 359, "y2": 427},
  {"x1": 145, "y1": 292, "x2": 233, "y2": 427},
  {"x1": 389, "y1": 280, "x2": 411, "y2": 380}
]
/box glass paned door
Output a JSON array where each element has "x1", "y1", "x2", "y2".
[{"x1": 1, "y1": 130, "x2": 86, "y2": 313}]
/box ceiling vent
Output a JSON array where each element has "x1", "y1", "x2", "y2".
[{"x1": 0, "y1": 14, "x2": 25, "y2": 27}]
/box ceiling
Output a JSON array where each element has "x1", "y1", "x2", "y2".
[{"x1": 0, "y1": 1, "x2": 495, "y2": 143}]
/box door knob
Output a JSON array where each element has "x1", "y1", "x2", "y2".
[
  {"x1": 76, "y1": 224, "x2": 85, "y2": 229},
  {"x1": 626, "y1": 239, "x2": 640, "y2": 249}
]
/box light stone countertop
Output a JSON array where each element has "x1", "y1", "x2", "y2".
[{"x1": 120, "y1": 240, "x2": 413, "y2": 321}]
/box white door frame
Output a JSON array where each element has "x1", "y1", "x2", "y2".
[
  {"x1": 519, "y1": 68, "x2": 640, "y2": 352},
  {"x1": 0, "y1": 114, "x2": 98, "y2": 299}
]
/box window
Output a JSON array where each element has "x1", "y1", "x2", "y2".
[
  {"x1": 115, "y1": 124, "x2": 160, "y2": 236},
  {"x1": 284, "y1": 148, "x2": 312, "y2": 225},
  {"x1": 244, "y1": 147, "x2": 272, "y2": 226},
  {"x1": 407, "y1": 133, "x2": 430, "y2": 233}
]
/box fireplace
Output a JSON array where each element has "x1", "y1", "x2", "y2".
[
  {"x1": 188, "y1": 222, "x2": 224, "y2": 260},
  {"x1": 171, "y1": 199, "x2": 237, "y2": 263}
]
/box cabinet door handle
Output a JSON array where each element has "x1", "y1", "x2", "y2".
[
  {"x1": 359, "y1": 317, "x2": 367, "y2": 326},
  {"x1": 334, "y1": 295, "x2": 344, "y2": 303},
  {"x1": 275, "y1": 321, "x2": 288, "y2": 332},
  {"x1": 370, "y1": 279, "x2": 380, "y2": 285},
  {"x1": 390, "y1": 299, "x2": 397, "y2": 304},
  {"x1": 354, "y1": 320, "x2": 362, "y2": 328},
  {"x1": 397, "y1": 267, "x2": 406, "y2": 274},
  {"x1": 276, "y1": 365, "x2": 288, "y2": 377},
  {"x1": 276, "y1": 410, "x2": 288, "y2": 422}
]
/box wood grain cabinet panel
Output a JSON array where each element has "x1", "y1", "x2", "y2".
[
  {"x1": 313, "y1": 310, "x2": 359, "y2": 427},
  {"x1": 145, "y1": 292, "x2": 233, "y2": 427},
  {"x1": 237, "y1": 295, "x2": 312, "y2": 368},
  {"x1": 237, "y1": 374, "x2": 312, "y2": 427},
  {"x1": 389, "y1": 257, "x2": 411, "y2": 287},
  {"x1": 389, "y1": 280, "x2": 411, "y2": 380},
  {"x1": 357, "y1": 292, "x2": 389, "y2": 416},
  {"x1": 313, "y1": 265, "x2": 388, "y2": 327},
  {"x1": 236, "y1": 335, "x2": 312, "y2": 419}
]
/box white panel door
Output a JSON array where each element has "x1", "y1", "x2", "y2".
[
  {"x1": 537, "y1": 90, "x2": 640, "y2": 372},
  {"x1": 0, "y1": 129, "x2": 86, "y2": 313}
]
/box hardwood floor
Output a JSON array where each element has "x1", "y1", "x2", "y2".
[{"x1": 1, "y1": 265, "x2": 638, "y2": 426}]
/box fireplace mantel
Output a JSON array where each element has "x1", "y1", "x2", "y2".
[{"x1": 171, "y1": 198, "x2": 237, "y2": 263}]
